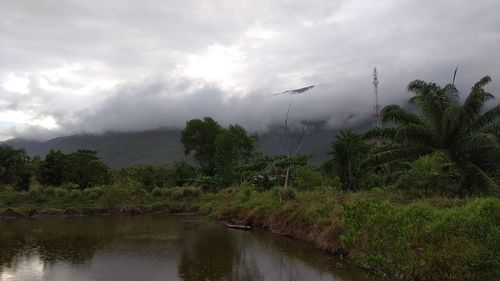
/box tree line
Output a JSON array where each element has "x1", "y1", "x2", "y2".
[{"x1": 1, "y1": 76, "x2": 498, "y2": 197}]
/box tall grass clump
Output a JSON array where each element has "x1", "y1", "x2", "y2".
[{"x1": 341, "y1": 198, "x2": 500, "y2": 281}]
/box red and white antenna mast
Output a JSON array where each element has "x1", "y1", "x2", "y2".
[{"x1": 372, "y1": 67, "x2": 381, "y2": 128}]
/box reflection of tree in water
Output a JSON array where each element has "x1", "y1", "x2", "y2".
[
  {"x1": 178, "y1": 229, "x2": 236, "y2": 281},
  {"x1": 0, "y1": 226, "x2": 28, "y2": 273},
  {"x1": 232, "y1": 235, "x2": 263, "y2": 281},
  {"x1": 178, "y1": 228, "x2": 264, "y2": 281},
  {"x1": 0, "y1": 217, "x2": 117, "y2": 268},
  {"x1": 34, "y1": 218, "x2": 116, "y2": 265},
  {"x1": 36, "y1": 234, "x2": 101, "y2": 264},
  {"x1": 250, "y1": 231, "x2": 370, "y2": 281}
]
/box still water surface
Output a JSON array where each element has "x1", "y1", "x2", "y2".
[{"x1": 0, "y1": 215, "x2": 369, "y2": 281}]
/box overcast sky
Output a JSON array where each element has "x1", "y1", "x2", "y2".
[{"x1": 1, "y1": 0, "x2": 499, "y2": 140}]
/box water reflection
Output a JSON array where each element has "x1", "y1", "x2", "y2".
[
  {"x1": 0, "y1": 216, "x2": 370, "y2": 281},
  {"x1": 178, "y1": 230, "x2": 236, "y2": 280}
]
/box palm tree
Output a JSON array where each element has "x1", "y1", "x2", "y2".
[
  {"x1": 367, "y1": 76, "x2": 500, "y2": 196},
  {"x1": 331, "y1": 130, "x2": 369, "y2": 191}
]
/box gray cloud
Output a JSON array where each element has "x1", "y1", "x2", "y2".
[{"x1": 0, "y1": 0, "x2": 499, "y2": 140}]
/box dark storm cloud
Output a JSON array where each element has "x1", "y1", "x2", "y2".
[
  {"x1": 72, "y1": 75, "x2": 370, "y2": 135},
  {"x1": 0, "y1": 0, "x2": 499, "y2": 140}
]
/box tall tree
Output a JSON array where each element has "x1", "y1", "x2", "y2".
[
  {"x1": 65, "y1": 150, "x2": 111, "y2": 189},
  {"x1": 0, "y1": 145, "x2": 32, "y2": 189},
  {"x1": 367, "y1": 76, "x2": 500, "y2": 196},
  {"x1": 331, "y1": 130, "x2": 369, "y2": 191},
  {"x1": 40, "y1": 149, "x2": 68, "y2": 186},
  {"x1": 215, "y1": 124, "x2": 258, "y2": 184},
  {"x1": 181, "y1": 117, "x2": 222, "y2": 176}
]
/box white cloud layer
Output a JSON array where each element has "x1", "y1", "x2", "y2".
[{"x1": 0, "y1": 0, "x2": 499, "y2": 140}]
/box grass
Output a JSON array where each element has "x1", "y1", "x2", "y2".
[{"x1": 0, "y1": 184, "x2": 202, "y2": 216}]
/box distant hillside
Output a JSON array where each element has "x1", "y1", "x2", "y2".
[{"x1": 4, "y1": 122, "x2": 370, "y2": 169}]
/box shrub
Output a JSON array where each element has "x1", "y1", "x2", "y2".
[
  {"x1": 0, "y1": 185, "x2": 15, "y2": 193},
  {"x1": 234, "y1": 182, "x2": 254, "y2": 203},
  {"x1": 53, "y1": 187, "x2": 68, "y2": 197},
  {"x1": 170, "y1": 189, "x2": 184, "y2": 200},
  {"x1": 60, "y1": 182, "x2": 80, "y2": 190},
  {"x1": 396, "y1": 152, "x2": 462, "y2": 198},
  {"x1": 182, "y1": 186, "x2": 200, "y2": 198},
  {"x1": 100, "y1": 185, "x2": 129, "y2": 211},
  {"x1": 41, "y1": 207, "x2": 63, "y2": 215},
  {"x1": 195, "y1": 176, "x2": 224, "y2": 192},
  {"x1": 68, "y1": 189, "x2": 82, "y2": 199},
  {"x1": 292, "y1": 166, "x2": 331, "y2": 191},
  {"x1": 160, "y1": 188, "x2": 172, "y2": 198},
  {"x1": 341, "y1": 198, "x2": 500, "y2": 281},
  {"x1": 28, "y1": 185, "x2": 41, "y2": 197},
  {"x1": 82, "y1": 186, "x2": 103, "y2": 200},
  {"x1": 272, "y1": 186, "x2": 295, "y2": 202},
  {"x1": 151, "y1": 187, "x2": 162, "y2": 197}
]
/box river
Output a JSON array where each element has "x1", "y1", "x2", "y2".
[{"x1": 0, "y1": 215, "x2": 371, "y2": 281}]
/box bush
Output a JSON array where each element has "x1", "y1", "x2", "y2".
[
  {"x1": 234, "y1": 182, "x2": 254, "y2": 203},
  {"x1": 28, "y1": 185, "x2": 41, "y2": 197},
  {"x1": 396, "y1": 152, "x2": 461, "y2": 198},
  {"x1": 151, "y1": 187, "x2": 162, "y2": 197},
  {"x1": 82, "y1": 186, "x2": 103, "y2": 199},
  {"x1": 182, "y1": 186, "x2": 200, "y2": 198},
  {"x1": 170, "y1": 189, "x2": 184, "y2": 200},
  {"x1": 68, "y1": 189, "x2": 82, "y2": 199},
  {"x1": 53, "y1": 187, "x2": 68, "y2": 197},
  {"x1": 292, "y1": 166, "x2": 331, "y2": 191},
  {"x1": 41, "y1": 207, "x2": 63, "y2": 215},
  {"x1": 272, "y1": 186, "x2": 295, "y2": 202},
  {"x1": 0, "y1": 185, "x2": 15, "y2": 193},
  {"x1": 195, "y1": 176, "x2": 224, "y2": 192},
  {"x1": 341, "y1": 198, "x2": 500, "y2": 281},
  {"x1": 100, "y1": 185, "x2": 128, "y2": 211},
  {"x1": 160, "y1": 188, "x2": 172, "y2": 198},
  {"x1": 60, "y1": 182, "x2": 80, "y2": 190}
]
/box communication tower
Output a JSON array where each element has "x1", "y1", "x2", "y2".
[{"x1": 372, "y1": 67, "x2": 381, "y2": 128}]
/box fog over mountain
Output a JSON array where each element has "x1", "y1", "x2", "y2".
[{"x1": 1, "y1": 0, "x2": 499, "y2": 141}]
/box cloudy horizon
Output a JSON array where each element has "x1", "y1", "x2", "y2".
[{"x1": 1, "y1": 0, "x2": 499, "y2": 141}]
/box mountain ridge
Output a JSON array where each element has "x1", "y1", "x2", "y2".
[{"x1": 3, "y1": 122, "x2": 371, "y2": 169}]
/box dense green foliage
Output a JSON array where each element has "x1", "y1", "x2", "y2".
[
  {"x1": 181, "y1": 117, "x2": 222, "y2": 175},
  {"x1": 215, "y1": 124, "x2": 258, "y2": 185},
  {"x1": 181, "y1": 118, "x2": 259, "y2": 189},
  {"x1": 0, "y1": 145, "x2": 32, "y2": 190},
  {"x1": 342, "y1": 197, "x2": 500, "y2": 281},
  {"x1": 330, "y1": 130, "x2": 371, "y2": 191},
  {"x1": 367, "y1": 76, "x2": 500, "y2": 196},
  {"x1": 40, "y1": 149, "x2": 111, "y2": 189}
]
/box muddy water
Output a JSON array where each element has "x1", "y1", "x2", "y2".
[{"x1": 0, "y1": 215, "x2": 371, "y2": 281}]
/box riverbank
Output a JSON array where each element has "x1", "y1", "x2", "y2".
[
  {"x1": 199, "y1": 186, "x2": 500, "y2": 281},
  {"x1": 0, "y1": 185, "x2": 201, "y2": 217},
  {"x1": 1, "y1": 185, "x2": 499, "y2": 281}
]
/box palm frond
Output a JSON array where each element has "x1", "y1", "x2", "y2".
[
  {"x1": 381, "y1": 104, "x2": 424, "y2": 125},
  {"x1": 393, "y1": 124, "x2": 436, "y2": 147},
  {"x1": 457, "y1": 133, "x2": 499, "y2": 155},
  {"x1": 465, "y1": 163, "x2": 500, "y2": 195},
  {"x1": 465, "y1": 103, "x2": 500, "y2": 134},
  {"x1": 364, "y1": 127, "x2": 397, "y2": 141},
  {"x1": 472, "y1": 75, "x2": 492, "y2": 89},
  {"x1": 371, "y1": 147, "x2": 431, "y2": 166},
  {"x1": 442, "y1": 83, "x2": 460, "y2": 103},
  {"x1": 378, "y1": 158, "x2": 414, "y2": 175},
  {"x1": 463, "y1": 76, "x2": 494, "y2": 121}
]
